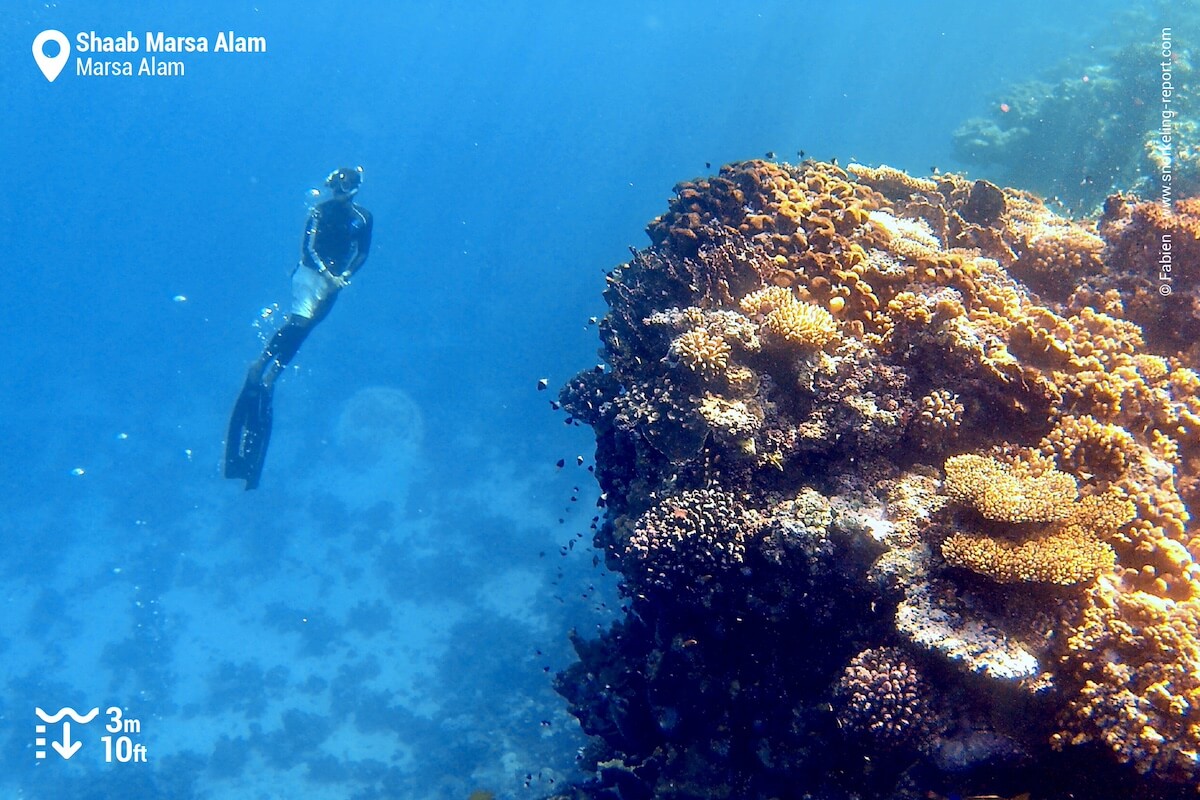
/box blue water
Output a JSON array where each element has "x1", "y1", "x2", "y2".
[{"x1": 0, "y1": 2, "x2": 1152, "y2": 798}]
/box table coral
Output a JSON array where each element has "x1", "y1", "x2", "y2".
[
  {"x1": 943, "y1": 453, "x2": 1078, "y2": 523},
  {"x1": 942, "y1": 525, "x2": 1116, "y2": 585},
  {"x1": 557, "y1": 158, "x2": 1200, "y2": 799}
]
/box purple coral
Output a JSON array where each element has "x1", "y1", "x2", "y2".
[
  {"x1": 832, "y1": 646, "x2": 941, "y2": 750},
  {"x1": 621, "y1": 488, "x2": 758, "y2": 591}
]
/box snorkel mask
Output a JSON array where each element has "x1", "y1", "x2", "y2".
[
  {"x1": 305, "y1": 165, "x2": 364, "y2": 207},
  {"x1": 327, "y1": 165, "x2": 364, "y2": 197}
]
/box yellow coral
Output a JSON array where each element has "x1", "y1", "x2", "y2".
[
  {"x1": 1040, "y1": 415, "x2": 1137, "y2": 482},
  {"x1": 1132, "y1": 354, "x2": 1170, "y2": 383},
  {"x1": 942, "y1": 528, "x2": 1115, "y2": 584},
  {"x1": 764, "y1": 300, "x2": 838, "y2": 349},
  {"x1": 942, "y1": 489, "x2": 1134, "y2": 584},
  {"x1": 915, "y1": 389, "x2": 963, "y2": 433},
  {"x1": 740, "y1": 286, "x2": 796, "y2": 317},
  {"x1": 847, "y1": 163, "x2": 938, "y2": 196},
  {"x1": 943, "y1": 453, "x2": 1077, "y2": 522},
  {"x1": 1058, "y1": 581, "x2": 1200, "y2": 781},
  {"x1": 671, "y1": 328, "x2": 731, "y2": 376}
]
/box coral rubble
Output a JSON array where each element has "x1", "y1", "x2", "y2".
[{"x1": 554, "y1": 158, "x2": 1200, "y2": 799}]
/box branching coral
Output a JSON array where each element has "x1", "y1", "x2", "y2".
[
  {"x1": 620, "y1": 489, "x2": 761, "y2": 591},
  {"x1": 671, "y1": 328, "x2": 731, "y2": 376},
  {"x1": 1056, "y1": 579, "x2": 1200, "y2": 782},
  {"x1": 832, "y1": 646, "x2": 942, "y2": 749},
  {"x1": 741, "y1": 286, "x2": 839, "y2": 349},
  {"x1": 913, "y1": 389, "x2": 964, "y2": 437},
  {"x1": 762, "y1": 298, "x2": 839, "y2": 349}
]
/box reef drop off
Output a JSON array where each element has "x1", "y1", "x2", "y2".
[{"x1": 552, "y1": 159, "x2": 1200, "y2": 800}]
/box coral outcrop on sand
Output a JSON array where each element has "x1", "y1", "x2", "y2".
[{"x1": 553, "y1": 158, "x2": 1200, "y2": 799}]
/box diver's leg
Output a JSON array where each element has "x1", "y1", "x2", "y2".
[
  {"x1": 228, "y1": 317, "x2": 304, "y2": 482},
  {"x1": 259, "y1": 315, "x2": 315, "y2": 389}
]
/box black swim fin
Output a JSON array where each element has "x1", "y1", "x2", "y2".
[{"x1": 224, "y1": 379, "x2": 274, "y2": 490}]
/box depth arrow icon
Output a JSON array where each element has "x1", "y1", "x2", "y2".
[{"x1": 52, "y1": 722, "x2": 81, "y2": 759}]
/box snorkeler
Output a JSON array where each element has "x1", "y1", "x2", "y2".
[{"x1": 224, "y1": 165, "x2": 373, "y2": 490}]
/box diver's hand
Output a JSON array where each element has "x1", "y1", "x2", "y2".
[{"x1": 330, "y1": 272, "x2": 351, "y2": 289}]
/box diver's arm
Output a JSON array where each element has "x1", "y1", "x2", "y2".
[
  {"x1": 328, "y1": 210, "x2": 373, "y2": 287},
  {"x1": 302, "y1": 209, "x2": 332, "y2": 273},
  {"x1": 340, "y1": 210, "x2": 373, "y2": 279}
]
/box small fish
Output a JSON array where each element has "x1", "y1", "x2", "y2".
[
  {"x1": 798, "y1": 149, "x2": 806, "y2": 159},
  {"x1": 999, "y1": 102, "x2": 1011, "y2": 113},
  {"x1": 537, "y1": 378, "x2": 548, "y2": 391},
  {"x1": 705, "y1": 161, "x2": 712, "y2": 169},
  {"x1": 765, "y1": 150, "x2": 776, "y2": 159}
]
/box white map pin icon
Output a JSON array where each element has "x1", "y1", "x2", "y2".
[{"x1": 32, "y1": 30, "x2": 70, "y2": 82}]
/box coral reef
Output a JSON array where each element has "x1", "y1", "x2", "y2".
[
  {"x1": 952, "y1": 37, "x2": 1198, "y2": 213},
  {"x1": 555, "y1": 158, "x2": 1200, "y2": 799}
]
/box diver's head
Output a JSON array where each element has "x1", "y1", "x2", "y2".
[{"x1": 325, "y1": 165, "x2": 364, "y2": 198}]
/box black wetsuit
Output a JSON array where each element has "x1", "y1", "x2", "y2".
[
  {"x1": 224, "y1": 193, "x2": 373, "y2": 490},
  {"x1": 302, "y1": 197, "x2": 374, "y2": 282}
]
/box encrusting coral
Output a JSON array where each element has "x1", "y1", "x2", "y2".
[{"x1": 555, "y1": 158, "x2": 1200, "y2": 800}]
